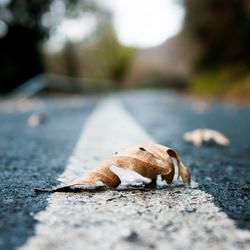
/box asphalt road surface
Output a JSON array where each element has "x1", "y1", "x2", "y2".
[{"x1": 0, "y1": 90, "x2": 249, "y2": 250}]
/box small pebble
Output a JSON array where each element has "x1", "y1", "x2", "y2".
[
  {"x1": 181, "y1": 207, "x2": 197, "y2": 213},
  {"x1": 124, "y1": 230, "x2": 139, "y2": 242}
]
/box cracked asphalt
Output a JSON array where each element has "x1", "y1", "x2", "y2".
[{"x1": 0, "y1": 90, "x2": 249, "y2": 250}]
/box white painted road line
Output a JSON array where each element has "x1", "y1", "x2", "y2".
[
  {"x1": 19, "y1": 98, "x2": 250, "y2": 250},
  {"x1": 19, "y1": 99, "x2": 154, "y2": 250}
]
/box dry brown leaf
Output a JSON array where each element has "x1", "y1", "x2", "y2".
[
  {"x1": 35, "y1": 143, "x2": 190, "y2": 192},
  {"x1": 27, "y1": 112, "x2": 46, "y2": 127},
  {"x1": 183, "y1": 129, "x2": 230, "y2": 146}
]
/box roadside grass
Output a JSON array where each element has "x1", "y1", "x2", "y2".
[{"x1": 188, "y1": 66, "x2": 250, "y2": 102}]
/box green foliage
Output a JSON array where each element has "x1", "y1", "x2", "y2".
[
  {"x1": 45, "y1": 17, "x2": 135, "y2": 85},
  {"x1": 0, "y1": 0, "x2": 96, "y2": 38},
  {"x1": 182, "y1": 0, "x2": 250, "y2": 101},
  {"x1": 189, "y1": 68, "x2": 232, "y2": 95},
  {"x1": 188, "y1": 65, "x2": 250, "y2": 101},
  {"x1": 82, "y1": 25, "x2": 135, "y2": 81},
  {"x1": 1, "y1": 0, "x2": 51, "y2": 38}
]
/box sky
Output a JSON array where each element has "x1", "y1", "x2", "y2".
[
  {"x1": 46, "y1": 0, "x2": 184, "y2": 51},
  {"x1": 100, "y1": 0, "x2": 184, "y2": 48}
]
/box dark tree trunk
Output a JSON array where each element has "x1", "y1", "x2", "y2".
[{"x1": 0, "y1": 25, "x2": 44, "y2": 93}]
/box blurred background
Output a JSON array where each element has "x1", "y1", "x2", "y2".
[{"x1": 0, "y1": 0, "x2": 250, "y2": 101}]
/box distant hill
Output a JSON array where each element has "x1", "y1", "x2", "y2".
[{"x1": 124, "y1": 33, "x2": 202, "y2": 88}]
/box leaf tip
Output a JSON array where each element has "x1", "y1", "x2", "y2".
[{"x1": 180, "y1": 164, "x2": 191, "y2": 185}]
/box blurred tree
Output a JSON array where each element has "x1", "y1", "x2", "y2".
[
  {"x1": 0, "y1": 0, "x2": 97, "y2": 93},
  {"x1": 183, "y1": 0, "x2": 250, "y2": 66},
  {"x1": 82, "y1": 17, "x2": 135, "y2": 81},
  {"x1": 44, "y1": 10, "x2": 135, "y2": 85},
  {"x1": 63, "y1": 41, "x2": 81, "y2": 78},
  {"x1": 182, "y1": 0, "x2": 250, "y2": 100}
]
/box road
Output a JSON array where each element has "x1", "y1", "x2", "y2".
[{"x1": 0, "y1": 90, "x2": 249, "y2": 250}]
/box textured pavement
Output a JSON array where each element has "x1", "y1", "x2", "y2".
[{"x1": 0, "y1": 90, "x2": 249, "y2": 250}]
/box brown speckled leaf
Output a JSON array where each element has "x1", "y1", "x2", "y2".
[{"x1": 35, "y1": 143, "x2": 190, "y2": 192}]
